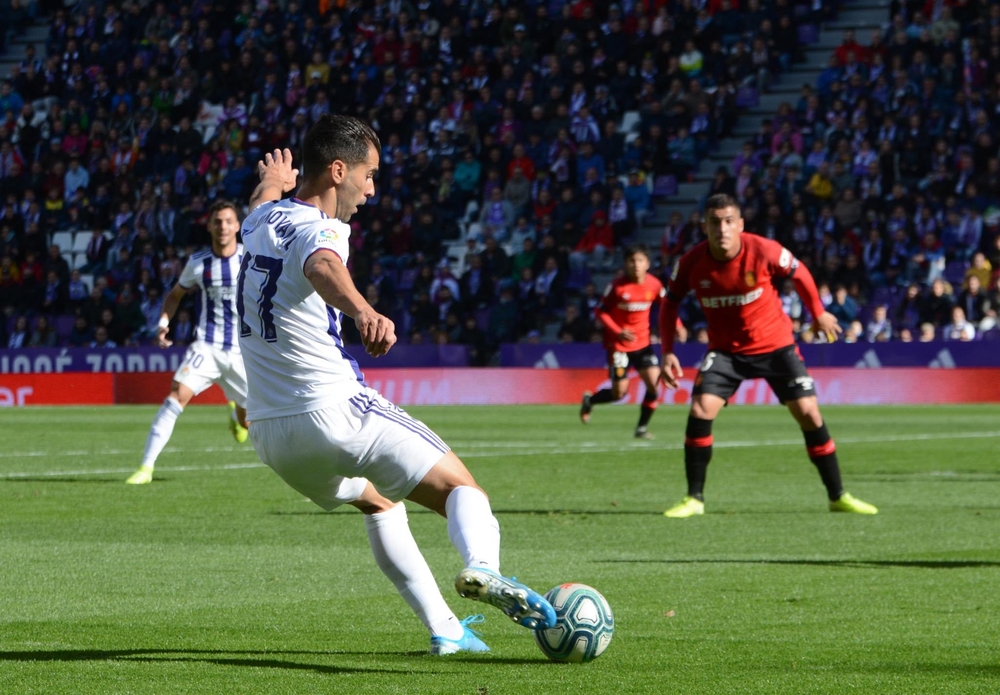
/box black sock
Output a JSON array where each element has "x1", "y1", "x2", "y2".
[
  {"x1": 637, "y1": 389, "x2": 658, "y2": 429},
  {"x1": 590, "y1": 388, "x2": 616, "y2": 405},
  {"x1": 684, "y1": 416, "x2": 714, "y2": 500},
  {"x1": 803, "y1": 423, "x2": 844, "y2": 501}
]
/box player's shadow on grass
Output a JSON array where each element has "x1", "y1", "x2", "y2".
[
  {"x1": 597, "y1": 559, "x2": 1000, "y2": 569},
  {"x1": 270, "y1": 509, "x2": 663, "y2": 516},
  {"x1": 0, "y1": 478, "x2": 126, "y2": 484},
  {"x1": 0, "y1": 648, "x2": 440, "y2": 675}
]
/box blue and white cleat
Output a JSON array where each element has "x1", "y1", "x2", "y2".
[
  {"x1": 429, "y1": 614, "x2": 490, "y2": 656},
  {"x1": 454, "y1": 567, "x2": 557, "y2": 630}
]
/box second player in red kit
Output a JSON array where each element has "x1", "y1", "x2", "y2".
[
  {"x1": 580, "y1": 245, "x2": 665, "y2": 439},
  {"x1": 658, "y1": 194, "x2": 877, "y2": 517}
]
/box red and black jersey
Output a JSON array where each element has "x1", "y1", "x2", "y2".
[
  {"x1": 596, "y1": 274, "x2": 666, "y2": 352},
  {"x1": 663, "y1": 235, "x2": 821, "y2": 355}
]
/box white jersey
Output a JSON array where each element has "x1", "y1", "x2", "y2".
[
  {"x1": 237, "y1": 198, "x2": 365, "y2": 420},
  {"x1": 177, "y1": 245, "x2": 244, "y2": 352}
]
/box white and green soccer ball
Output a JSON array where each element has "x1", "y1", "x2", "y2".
[{"x1": 533, "y1": 583, "x2": 614, "y2": 663}]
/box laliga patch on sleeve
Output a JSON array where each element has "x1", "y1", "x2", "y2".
[
  {"x1": 778, "y1": 248, "x2": 792, "y2": 269},
  {"x1": 318, "y1": 227, "x2": 341, "y2": 244}
]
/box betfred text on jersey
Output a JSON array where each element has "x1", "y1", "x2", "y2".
[{"x1": 700, "y1": 287, "x2": 764, "y2": 309}]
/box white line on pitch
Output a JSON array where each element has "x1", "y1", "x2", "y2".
[{"x1": 0, "y1": 430, "x2": 997, "y2": 479}]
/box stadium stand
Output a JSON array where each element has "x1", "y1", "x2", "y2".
[{"x1": 2, "y1": 0, "x2": 998, "y2": 357}]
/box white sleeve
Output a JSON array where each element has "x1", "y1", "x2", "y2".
[
  {"x1": 177, "y1": 256, "x2": 201, "y2": 289},
  {"x1": 290, "y1": 220, "x2": 351, "y2": 274}
]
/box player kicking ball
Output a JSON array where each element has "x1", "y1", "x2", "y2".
[
  {"x1": 238, "y1": 120, "x2": 555, "y2": 656},
  {"x1": 126, "y1": 201, "x2": 249, "y2": 485},
  {"x1": 658, "y1": 194, "x2": 877, "y2": 517},
  {"x1": 580, "y1": 244, "x2": 665, "y2": 439}
]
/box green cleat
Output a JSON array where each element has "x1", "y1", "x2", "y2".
[
  {"x1": 125, "y1": 465, "x2": 154, "y2": 485},
  {"x1": 229, "y1": 401, "x2": 248, "y2": 444},
  {"x1": 664, "y1": 496, "x2": 704, "y2": 518},
  {"x1": 829, "y1": 492, "x2": 878, "y2": 515}
]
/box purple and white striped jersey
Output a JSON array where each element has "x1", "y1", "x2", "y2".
[{"x1": 177, "y1": 245, "x2": 245, "y2": 352}]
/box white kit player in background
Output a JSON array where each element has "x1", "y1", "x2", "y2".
[
  {"x1": 239, "y1": 116, "x2": 555, "y2": 656},
  {"x1": 125, "y1": 201, "x2": 250, "y2": 485}
]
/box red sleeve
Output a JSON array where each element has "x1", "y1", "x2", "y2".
[
  {"x1": 791, "y1": 262, "x2": 826, "y2": 321},
  {"x1": 595, "y1": 283, "x2": 622, "y2": 335},
  {"x1": 759, "y1": 238, "x2": 825, "y2": 318},
  {"x1": 659, "y1": 256, "x2": 690, "y2": 353}
]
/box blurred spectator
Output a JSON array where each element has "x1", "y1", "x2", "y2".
[
  {"x1": 90, "y1": 325, "x2": 117, "y2": 348},
  {"x1": 170, "y1": 308, "x2": 194, "y2": 346},
  {"x1": 558, "y1": 302, "x2": 590, "y2": 343},
  {"x1": 28, "y1": 315, "x2": 57, "y2": 347},
  {"x1": 828, "y1": 285, "x2": 858, "y2": 330},
  {"x1": 865, "y1": 305, "x2": 892, "y2": 342},
  {"x1": 7, "y1": 315, "x2": 29, "y2": 348},
  {"x1": 942, "y1": 307, "x2": 976, "y2": 342},
  {"x1": 67, "y1": 316, "x2": 92, "y2": 348}
]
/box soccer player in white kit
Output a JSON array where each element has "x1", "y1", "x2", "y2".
[
  {"x1": 125, "y1": 201, "x2": 250, "y2": 485},
  {"x1": 239, "y1": 117, "x2": 556, "y2": 655}
]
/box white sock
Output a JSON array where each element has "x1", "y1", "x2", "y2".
[
  {"x1": 140, "y1": 397, "x2": 183, "y2": 468},
  {"x1": 364, "y1": 503, "x2": 463, "y2": 639},
  {"x1": 445, "y1": 486, "x2": 501, "y2": 573}
]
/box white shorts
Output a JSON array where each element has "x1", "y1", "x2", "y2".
[
  {"x1": 249, "y1": 388, "x2": 450, "y2": 511},
  {"x1": 172, "y1": 341, "x2": 248, "y2": 408}
]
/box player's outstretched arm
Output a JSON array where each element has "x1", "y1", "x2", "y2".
[
  {"x1": 790, "y1": 262, "x2": 842, "y2": 341},
  {"x1": 304, "y1": 250, "x2": 397, "y2": 357},
  {"x1": 657, "y1": 296, "x2": 684, "y2": 388},
  {"x1": 156, "y1": 282, "x2": 193, "y2": 348},
  {"x1": 250, "y1": 148, "x2": 299, "y2": 212}
]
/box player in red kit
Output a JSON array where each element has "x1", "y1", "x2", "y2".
[
  {"x1": 658, "y1": 194, "x2": 877, "y2": 517},
  {"x1": 580, "y1": 245, "x2": 665, "y2": 439}
]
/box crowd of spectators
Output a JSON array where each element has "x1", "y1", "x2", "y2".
[
  {"x1": 0, "y1": 0, "x2": 821, "y2": 356},
  {"x1": 663, "y1": 1, "x2": 1000, "y2": 344},
  {"x1": 19, "y1": 0, "x2": 998, "y2": 359}
]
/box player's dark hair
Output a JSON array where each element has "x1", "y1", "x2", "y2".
[
  {"x1": 625, "y1": 243, "x2": 650, "y2": 260},
  {"x1": 302, "y1": 115, "x2": 382, "y2": 181},
  {"x1": 208, "y1": 199, "x2": 240, "y2": 221},
  {"x1": 704, "y1": 194, "x2": 741, "y2": 215}
]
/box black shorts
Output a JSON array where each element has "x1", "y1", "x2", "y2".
[
  {"x1": 608, "y1": 345, "x2": 660, "y2": 381},
  {"x1": 692, "y1": 345, "x2": 814, "y2": 404}
]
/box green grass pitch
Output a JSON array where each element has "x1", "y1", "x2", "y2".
[{"x1": 1, "y1": 404, "x2": 998, "y2": 694}]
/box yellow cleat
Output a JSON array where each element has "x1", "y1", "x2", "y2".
[
  {"x1": 125, "y1": 465, "x2": 154, "y2": 485},
  {"x1": 829, "y1": 492, "x2": 878, "y2": 515},
  {"x1": 228, "y1": 401, "x2": 249, "y2": 444},
  {"x1": 664, "y1": 496, "x2": 704, "y2": 518}
]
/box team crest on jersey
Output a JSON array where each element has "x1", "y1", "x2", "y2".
[
  {"x1": 622, "y1": 293, "x2": 630, "y2": 300},
  {"x1": 700, "y1": 279, "x2": 711, "y2": 288},
  {"x1": 745, "y1": 271, "x2": 756, "y2": 287}
]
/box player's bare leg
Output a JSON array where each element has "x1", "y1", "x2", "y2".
[
  {"x1": 127, "y1": 381, "x2": 195, "y2": 484},
  {"x1": 350, "y1": 481, "x2": 489, "y2": 655},
  {"x1": 407, "y1": 452, "x2": 556, "y2": 630},
  {"x1": 664, "y1": 393, "x2": 725, "y2": 517},
  {"x1": 582, "y1": 378, "x2": 630, "y2": 424},
  {"x1": 634, "y1": 366, "x2": 661, "y2": 439},
  {"x1": 786, "y1": 397, "x2": 878, "y2": 514}
]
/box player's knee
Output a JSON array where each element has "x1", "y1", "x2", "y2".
[
  {"x1": 789, "y1": 397, "x2": 822, "y2": 428},
  {"x1": 611, "y1": 380, "x2": 629, "y2": 399},
  {"x1": 352, "y1": 497, "x2": 398, "y2": 515},
  {"x1": 690, "y1": 399, "x2": 718, "y2": 420}
]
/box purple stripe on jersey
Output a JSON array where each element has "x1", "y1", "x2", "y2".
[
  {"x1": 202, "y1": 259, "x2": 216, "y2": 345},
  {"x1": 349, "y1": 393, "x2": 448, "y2": 451},
  {"x1": 326, "y1": 306, "x2": 364, "y2": 383},
  {"x1": 356, "y1": 395, "x2": 448, "y2": 451},
  {"x1": 348, "y1": 396, "x2": 449, "y2": 454},
  {"x1": 220, "y1": 255, "x2": 234, "y2": 350}
]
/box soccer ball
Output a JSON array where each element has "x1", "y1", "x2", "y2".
[{"x1": 533, "y1": 583, "x2": 614, "y2": 663}]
